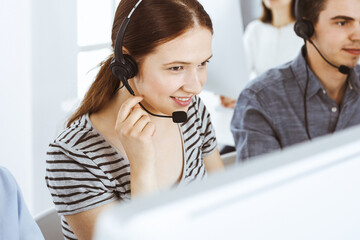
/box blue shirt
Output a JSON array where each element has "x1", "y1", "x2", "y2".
[
  {"x1": 0, "y1": 167, "x2": 44, "y2": 240},
  {"x1": 231, "y1": 49, "x2": 360, "y2": 162}
]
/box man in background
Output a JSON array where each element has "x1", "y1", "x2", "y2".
[{"x1": 231, "y1": 0, "x2": 360, "y2": 162}]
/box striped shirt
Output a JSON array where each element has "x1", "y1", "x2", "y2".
[{"x1": 45, "y1": 95, "x2": 217, "y2": 240}]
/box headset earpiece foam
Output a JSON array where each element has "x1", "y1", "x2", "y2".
[
  {"x1": 294, "y1": 19, "x2": 314, "y2": 41},
  {"x1": 110, "y1": 54, "x2": 138, "y2": 80}
]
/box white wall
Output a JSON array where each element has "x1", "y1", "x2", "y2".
[
  {"x1": 0, "y1": 0, "x2": 78, "y2": 215},
  {"x1": 31, "y1": 0, "x2": 78, "y2": 215},
  {"x1": 241, "y1": 0, "x2": 262, "y2": 28},
  {"x1": 0, "y1": 0, "x2": 33, "y2": 210}
]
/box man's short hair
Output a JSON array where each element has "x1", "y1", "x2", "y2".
[{"x1": 297, "y1": 0, "x2": 328, "y2": 24}]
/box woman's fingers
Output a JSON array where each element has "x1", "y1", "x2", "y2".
[
  {"x1": 115, "y1": 95, "x2": 155, "y2": 138},
  {"x1": 129, "y1": 114, "x2": 151, "y2": 136},
  {"x1": 116, "y1": 95, "x2": 143, "y2": 123}
]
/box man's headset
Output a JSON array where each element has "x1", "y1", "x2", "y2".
[
  {"x1": 109, "y1": 0, "x2": 188, "y2": 123},
  {"x1": 293, "y1": 0, "x2": 350, "y2": 140}
]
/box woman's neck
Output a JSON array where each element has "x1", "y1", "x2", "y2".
[{"x1": 271, "y1": 5, "x2": 294, "y2": 28}]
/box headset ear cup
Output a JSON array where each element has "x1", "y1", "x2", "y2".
[
  {"x1": 110, "y1": 54, "x2": 138, "y2": 80},
  {"x1": 294, "y1": 19, "x2": 314, "y2": 41},
  {"x1": 123, "y1": 54, "x2": 138, "y2": 79}
]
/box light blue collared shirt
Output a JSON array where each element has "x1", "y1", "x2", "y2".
[
  {"x1": 0, "y1": 167, "x2": 44, "y2": 240},
  {"x1": 231, "y1": 48, "x2": 360, "y2": 162}
]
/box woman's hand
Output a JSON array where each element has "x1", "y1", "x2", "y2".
[
  {"x1": 115, "y1": 96, "x2": 158, "y2": 196},
  {"x1": 220, "y1": 95, "x2": 236, "y2": 109}
]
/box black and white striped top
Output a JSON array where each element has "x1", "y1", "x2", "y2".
[{"x1": 45, "y1": 96, "x2": 217, "y2": 240}]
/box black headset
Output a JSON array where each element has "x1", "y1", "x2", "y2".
[
  {"x1": 294, "y1": 0, "x2": 314, "y2": 42},
  {"x1": 293, "y1": 0, "x2": 314, "y2": 140},
  {"x1": 109, "y1": 0, "x2": 187, "y2": 123},
  {"x1": 110, "y1": 0, "x2": 141, "y2": 96}
]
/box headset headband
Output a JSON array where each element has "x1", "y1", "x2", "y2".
[{"x1": 113, "y1": 0, "x2": 143, "y2": 64}]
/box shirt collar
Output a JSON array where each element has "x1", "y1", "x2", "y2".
[
  {"x1": 291, "y1": 46, "x2": 360, "y2": 99},
  {"x1": 347, "y1": 67, "x2": 360, "y2": 94}
]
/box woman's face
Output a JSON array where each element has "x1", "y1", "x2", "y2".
[
  {"x1": 132, "y1": 27, "x2": 213, "y2": 116},
  {"x1": 263, "y1": 0, "x2": 292, "y2": 10}
]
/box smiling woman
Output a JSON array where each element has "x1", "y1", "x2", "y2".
[{"x1": 45, "y1": 0, "x2": 224, "y2": 240}]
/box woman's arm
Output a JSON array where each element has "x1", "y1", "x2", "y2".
[
  {"x1": 115, "y1": 95, "x2": 158, "y2": 197},
  {"x1": 203, "y1": 149, "x2": 224, "y2": 172},
  {"x1": 64, "y1": 202, "x2": 116, "y2": 240}
]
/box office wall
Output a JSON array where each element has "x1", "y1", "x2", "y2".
[
  {"x1": 241, "y1": 0, "x2": 262, "y2": 28},
  {"x1": 31, "y1": 0, "x2": 78, "y2": 215},
  {"x1": 0, "y1": 0, "x2": 78, "y2": 215},
  {"x1": 0, "y1": 0, "x2": 33, "y2": 210}
]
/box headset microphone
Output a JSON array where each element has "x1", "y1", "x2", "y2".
[
  {"x1": 110, "y1": 0, "x2": 188, "y2": 123},
  {"x1": 307, "y1": 39, "x2": 350, "y2": 75}
]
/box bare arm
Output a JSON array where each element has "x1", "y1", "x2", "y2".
[
  {"x1": 203, "y1": 149, "x2": 224, "y2": 172},
  {"x1": 64, "y1": 202, "x2": 116, "y2": 240}
]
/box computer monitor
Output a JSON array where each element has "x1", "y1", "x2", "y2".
[
  {"x1": 199, "y1": 0, "x2": 249, "y2": 98},
  {"x1": 94, "y1": 124, "x2": 360, "y2": 240}
]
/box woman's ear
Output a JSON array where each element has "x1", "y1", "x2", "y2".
[{"x1": 122, "y1": 47, "x2": 130, "y2": 55}]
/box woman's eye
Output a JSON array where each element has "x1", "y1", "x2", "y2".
[{"x1": 169, "y1": 66, "x2": 183, "y2": 71}]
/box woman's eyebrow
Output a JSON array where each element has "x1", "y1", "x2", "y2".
[{"x1": 163, "y1": 54, "x2": 213, "y2": 66}]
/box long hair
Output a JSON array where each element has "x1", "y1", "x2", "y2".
[
  {"x1": 260, "y1": 0, "x2": 296, "y2": 24},
  {"x1": 67, "y1": 0, "x2": 213, "y2": 127}
]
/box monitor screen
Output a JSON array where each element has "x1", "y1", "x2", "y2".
[
  {"x1": 94, "y1": 124, "x2": 360, "y2": 240},
  {"x1": 199, "y1": 0, "x2": 249, "y2": 98}
]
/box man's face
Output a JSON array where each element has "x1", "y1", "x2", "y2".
[{"x1": 313, "y1": 0, "x2": 360, "y2": 68}]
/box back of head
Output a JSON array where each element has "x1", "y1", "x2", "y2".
[{"x1": 67, "y1": 0, "x2": 213, "y2": 127}]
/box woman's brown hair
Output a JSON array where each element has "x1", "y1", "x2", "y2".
[
  {"x1": 67, "y1": 0, "x2": 213, "y2": 127},
  {"x1": 260, "y1": 0, "x2": 296, "y2": 24}
]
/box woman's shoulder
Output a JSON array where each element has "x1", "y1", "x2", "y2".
[
  {"x1": 243, "y1": 19, "x2": 271, "y2": 41},
  {"x1": 49, "y1": 114, "x2": 98, "y2": 152},
  {"x1": 245, "y1": 19, "x2": 268, "y2": 32},
  {"x1": 184, "y1": 95, "x2": 208, "y2": 122},
  {"x1": 180, "y1": 95, "x2": 213, "y2": 135}
]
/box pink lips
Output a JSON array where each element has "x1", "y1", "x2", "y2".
[
  {"x1": 171, "y1": 96, "x2": 192, "y2": 107},
  {"x1": 343, "y1": 48, "x2": 360, "y2": 55}
]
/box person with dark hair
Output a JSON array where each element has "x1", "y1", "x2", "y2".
[
  {"x1": 220, "y1": 0, "x2": 303, "y2": 109},
  {"x1": 45, "y1": 0, "x2": 223, "y2": 239},
  {"x1": 0, "y1": 167, "x2": 44, "y2": 240},
  {"x1": 231, "y1": 0, "x2": 360, "y2": 162}
]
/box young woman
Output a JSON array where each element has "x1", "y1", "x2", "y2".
[
  {"x1": 45, "y1": 0, "x2": 224, "y2": 239},
  {"x1": 220, "y1": 0, "x2": 303, "y2": 108}
]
